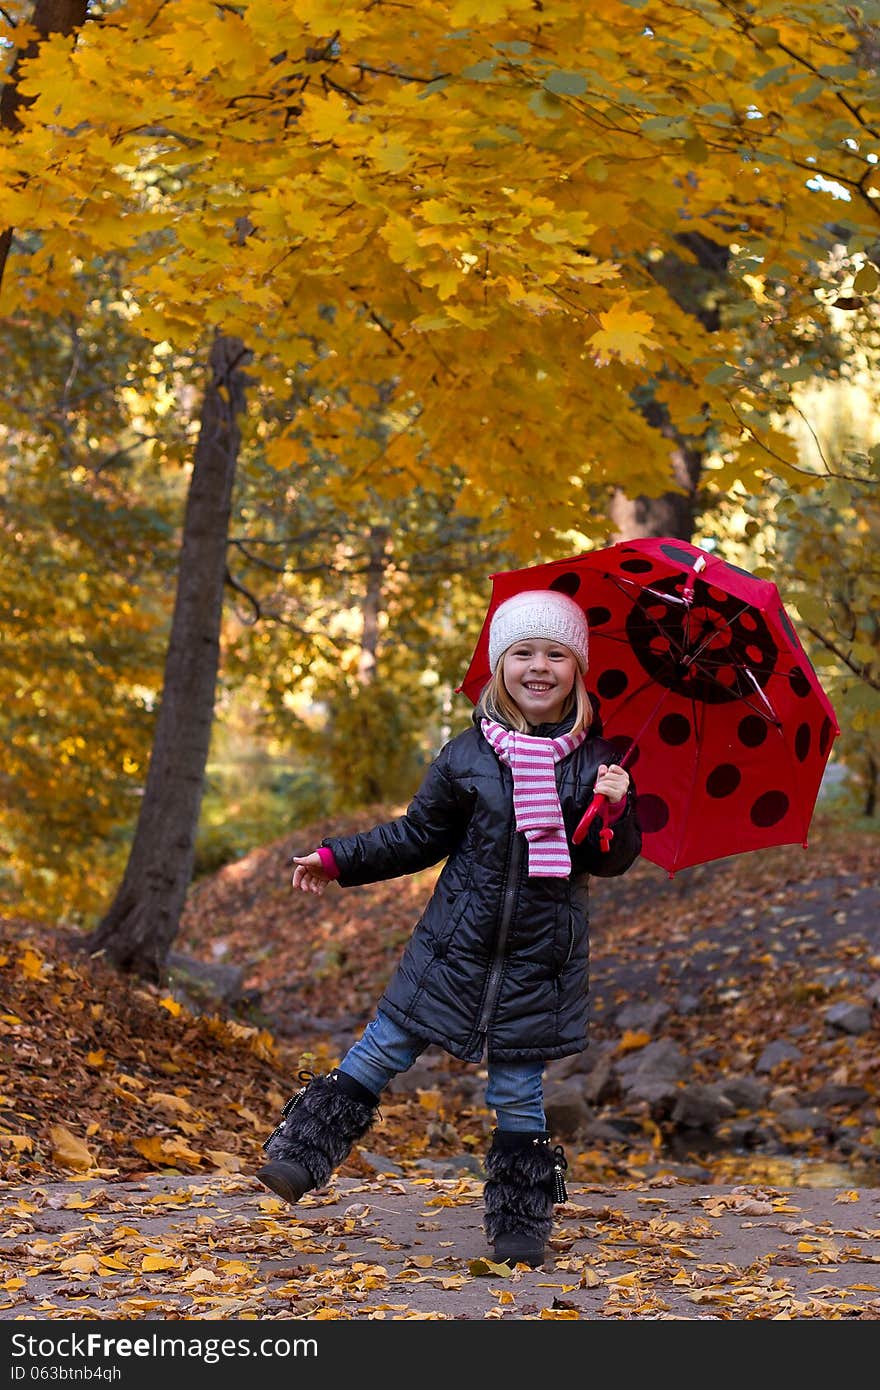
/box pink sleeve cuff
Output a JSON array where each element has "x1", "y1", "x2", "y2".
[{"x1": 316, "y1": 845, "x2": 340, "y2": 879}]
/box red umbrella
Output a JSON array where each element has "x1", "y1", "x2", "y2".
[{"x1": 457, "y1": 537, "x2": 840, "y2": 877}]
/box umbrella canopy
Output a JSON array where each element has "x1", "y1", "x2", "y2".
[{"x1": 457, "y1": 537, "x2": 840, "y2": 876}]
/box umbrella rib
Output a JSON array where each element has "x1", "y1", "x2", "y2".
[{"x1": 603, "y1": 575, "x2": 693, "y2": 657}]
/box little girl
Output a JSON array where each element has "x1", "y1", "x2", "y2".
[{"x1": 257, "y1": 589, "x2": 641, "y2": 1266}]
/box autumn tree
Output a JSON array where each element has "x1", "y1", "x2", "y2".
[{"x1": 4, "y1": 1, "x2": 880, "y2": 978}]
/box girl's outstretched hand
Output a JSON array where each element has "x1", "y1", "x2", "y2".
[{"x1": 290, "y1": 851, "x2": 332, "y2": 895}]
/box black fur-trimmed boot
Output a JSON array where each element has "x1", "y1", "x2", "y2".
[
  {"x1": 256, "y1": 1069, "x2": 380, "y2": 1207},
  {"x1": 483, "y1": 1129, "x2": 568, "y2": 1268}
]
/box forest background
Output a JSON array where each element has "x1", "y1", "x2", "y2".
[{"x1": 0, "y1": 0, "x2": 878, "y2": 985}]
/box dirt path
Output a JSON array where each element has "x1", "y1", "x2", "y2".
[{"x1": 3, "y1": 1171, "x2": 879, "y2": 1321}]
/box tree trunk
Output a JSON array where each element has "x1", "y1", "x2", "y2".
[
  {"x1": 0, "y1": 0, "x2": 89, "y2": 286},
  {"x1": 84, "y1": 335, "x2": 250, "y2": 983},
  {"x1": 610, "y1": 231, "x2": 729, "y2": 543},
  {"x1": 864, "y1": 754, "x2": 877, "y2": 819},
  {"x1": 356, "y1": 525, "x2": 390, "y2": 687},
  {"x1": 609, "y1": 401, "x2": 703, "y2": 542}
]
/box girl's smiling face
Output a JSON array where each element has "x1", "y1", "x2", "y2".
[{"x1": 502, "y1": 639, "x2": 578, "y2": 726}]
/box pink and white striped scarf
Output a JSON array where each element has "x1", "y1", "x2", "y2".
[{"x1": 481, "y1": 717, "x2": 588, "y2": 877}]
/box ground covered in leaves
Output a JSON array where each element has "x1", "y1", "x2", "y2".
[
  {"x1": 2, "y1": 807, "x2": 879, "y2": 1321},
  {"x1": 1, "y1": 806, "x2": 878, "y2": 1193}
]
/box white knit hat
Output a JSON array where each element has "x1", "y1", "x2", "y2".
[{"x1": 488, "y1": 589, "x2": 589, "y2": 673}]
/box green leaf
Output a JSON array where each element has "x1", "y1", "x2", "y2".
[
  {"x1": 528, "y1": 90, "x2": 563, "y2": 119},
  {"x1": 640, "y1": 116, "x2": 694, "y2": 140},
  {"x1": 544, "y1": 70, "x2": 587, "y2": 97},
  {"x1": 461, "y1": 60, "x2": 496, "y2": 81},
  {"x1": 754, "y1": 64, "x2": 793, "y2": 90},
  {"x1": 704, "y1": 363, "x2": 738, "y2": 385},
  {"x1": 794, "y1": 594, "x2": 828, "y2": 629},
  {"x1": 853, "y1": 262, "x2": 880, "y2": 295}
]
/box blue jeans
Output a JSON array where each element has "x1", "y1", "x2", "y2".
[{"x1": 338, "y1": 1009, "x2": 546, "y2": 1132}]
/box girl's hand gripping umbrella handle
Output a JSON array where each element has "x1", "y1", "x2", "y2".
[{"x1": 572, "y1": 792, "x2": 613, "y2": 851}]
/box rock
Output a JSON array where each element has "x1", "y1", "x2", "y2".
[
  {"x1": 580, "y1": 1117, "x2": 636, "y2": 1145},
  {"x1": 823, "y1": 1002, "x2": 873, "y2": 1035},
  {"x1": 675, "y1": 993, "x2": 702, "y2": 1016},
  {"x1": 626, "y1": 1077, "x2": 682, "y2": 1108},
  {"x1": 774, "y1": 1107, "x2": 835, "y2": 1138},
  {"x1": 359, "y1": 1151, "x2": 405, "y2": 1176},
  {"x1": 808, "y1": 1083, "x2": 870, "y2": 1108},
  {"x1": 545, "y1": 1044, "x2": 618, "y2": 1104},
  {"x1": 410, "y1": 1155, "x2": 484, "y2": 1178},
  {"x1": 544, "y1": 1081, "x2": 592, "y2": 1137},
  {"x1": 386, "y1": 1061, "x2": 448, "y2": 1094},
  {"x1": 671, "y1": 1083, "x2": 736, "y2": 1131},
  {"x1": 613, "y1": 1000, "x2": 671, "y2": 1033},
  {"x1": 718, "y1": 1076, "x2": 767, "y2": 1111},
  {"x1": 755, "y1": 1040, "x2": 802, "y2": 1073},
  {"x1": 581, "y1": 1052, "x2": 618, "y2": 1106},
  {"x1": 724, "y1": 1116, "x2": 770, "y2": 1148},
  {"x1": 616, "y1": 1038, "x2": 690, "y2": 1083},
  {"x1": 167, "y1": 952, "x2": 245, "y2": 1009},
  {"x1": 616, "y1": 1038, "x2": 690, "y2": 1111}
]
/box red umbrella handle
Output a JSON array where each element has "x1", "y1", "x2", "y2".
[{"x1": 572, "y1": 791, "x2": 609, "y2": 847}]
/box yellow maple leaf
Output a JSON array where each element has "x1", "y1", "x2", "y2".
[
  {"x1": 147, "y1": 1091, "x2": 194, "y2": 1116},
  {"x1": 0, "y1": 1135, "x2": 33, "y2": 1152},
  {"x1": 589, "y1": 298, "x2": 659, "y2": 365},
  {"x1": 292, "y1": 0, "x2": 370, "y2": 40},
  {"x1": 206, "y1": 1150, "x2": 242, "y2": 1173},
  {"x1": 615, "y1": 1028, "x2": 652, "y2": 1054},
  {"x1": 141, "y1": 1253, "x2": 178, "y2": 1272},
  {"x1": 59, "y1": 1253, "x2": 99, "y2": 1274},
  {"x1": 17, "y1": 947, "x2": 46, "y2": 979},
  {"x1": 49, "y1": 1125, "x2": 94, "y2": 1172},
  {"x1": 299, "y1": 91, "x2": 356, "y2": 144}
]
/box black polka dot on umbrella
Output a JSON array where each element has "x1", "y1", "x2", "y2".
[
  {"x1": 789, "y1": 666, "x2": 811, "y2": 698},
  {"x1": 658, "y1": 713, "x2": 691, "y2": 746},
  {"x1": 820, "y1": 716, "x2": 835, "y2": 757},
  {"x1": 620, "y1": 557, "x2": 654, "y2": 573},
  {"x1": 659, "y1": 543, "x2": 699, "y2": 567},
  {"x1": 550, "y1": 573, "x2": 581, "y2": 599},
  {"x1": 706, "y1": 764, "x2": 742, "y2": 798},
  {"x1": 608, "y1": 735, "x2": 639, "y2": 766},
  {"x1": 597, "y1": 668, "x2": 629, "y2": 700},
  {"x1": 738, "y1": 714, "x2": 768, "y2": 747},
  {"x1": 635, "y1": 793, "x2": 670, "y2": 832},
  {"x1": 750, "y1": 791, "x2": 790, "y2": 827},
  {"x1": 586, "y1": 606, "x2": 612, "y2": 627},
  {"x1": 795, "y1": 723, "x2": 811, "y2": 762}
]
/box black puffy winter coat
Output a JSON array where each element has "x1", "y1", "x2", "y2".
[{"x1": 322, "y1": 712, "x2": 642, "y2": 1063}]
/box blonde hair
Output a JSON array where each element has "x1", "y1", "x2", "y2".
[{"x1": 477, "y1": 655, "x2": 594, "y2": 735}]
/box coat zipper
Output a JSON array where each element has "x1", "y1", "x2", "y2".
[{"x1": 476, "y1": 831, "x2": 524, "y2": 1036}]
